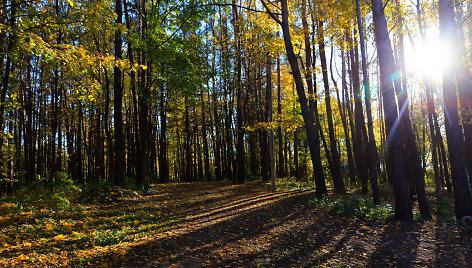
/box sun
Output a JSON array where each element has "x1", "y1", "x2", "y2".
[{"x1": 405, "y1": 37, "x2": 451, "y2": 81}]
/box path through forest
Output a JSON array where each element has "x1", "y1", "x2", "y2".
[{"x1": 94, "y1": 182, "x2": 471, "y2": 267}]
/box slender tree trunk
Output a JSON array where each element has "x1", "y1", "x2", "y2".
[
  {"x1": 201, "y1": 92, "x2": 210, "y2": 181},
  {"x1": 158, "y1": 91, "x2": 169, "y2": 182},
  {"x1": 415, "y1": 0, "x2": 442, "y2": 199},
  {"x1": 337, "y1": 46, "x2": 357, "y2": 189},
  {"x1": 271, "y1": 0, "x2": 327, "y2": 195},
  {"x1": 426, "y1": 81, "x2": 442, "y2": 198},
  {"x1": 318, "y1": 21, "x2": 345, "y2": 193},
  {"x1": 356, "y1": 0, "x2": 380, "y2": 204},
  {"x1": 347, "y1": 31, "x2": 370, "y2": 194},
  {"x1": 267, "y1": 56, "x2": 276, "y2": 192},
  {"x1": 113, "y1": 0, "x2": 125, "y2": 186},
  {"x1": 232, "y1": 2, "x2": 245, "y2": 184},
  {"x1": 394, "y1": 0, "x2": 431, "y2": 219},
  {"x1": 371, "y1": 0, "x2": 413, "y2": 222},
  {"x1": 137, "y1": 1, "x2": 150, "y2": 187},
  {"x1": 277, "y1": 57, "x2": 284, "y2": 178}
]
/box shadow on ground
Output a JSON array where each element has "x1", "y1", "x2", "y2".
[{"x1": 78, "y1": 182, "x2": 472, "y2": 267}]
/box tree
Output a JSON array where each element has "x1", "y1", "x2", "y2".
[
  {"x1": 438, "y1": 0, "x2": 472, "y2": 220},
  {"x1": 371, "y1": 0, "x2": 413, "y2": 222},
  {"x1": 262, "y1": 0, "x2": 327, "y2": 196},
  {"x1": 113, "y1": 0, "x2": 125, "y2": 186}
]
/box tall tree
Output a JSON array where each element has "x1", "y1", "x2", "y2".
[
  {"x1": 262, "y1": 0, "x2": 327, "y2": 195},
  {"x1": 355, "y1": 0, "x2": 380, "y2": 204},
  {"x1": 113, "y1": 0, "x2": 125, "y2": 186},
  {"x1": 438, "y1": 0, "x2": 472, "y2": 220},
  {"x1": 371, "y1": 0, "x2": 413, "y2": 222}
]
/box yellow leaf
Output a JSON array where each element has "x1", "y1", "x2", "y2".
[
  {"x1": 133, "y1": 220, "x2": 139, "y2": 226},
  {"x1": 117, "y1": 249, "x2": 127, "y2": 256},
  {"x1": 53, "y1": 234, "x2": 65, "y2": 241}
]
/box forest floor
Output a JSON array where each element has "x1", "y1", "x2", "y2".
[{"x1": 1, "y1": 181, "x2": 472, "y2": 267}]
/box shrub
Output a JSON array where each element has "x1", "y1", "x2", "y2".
[
  {"x1": 12, "y1": 172, "x2": 81, "y2": 210},
  {"x1": 312, "y1": 194, "x2": 394, "y2": 223}
]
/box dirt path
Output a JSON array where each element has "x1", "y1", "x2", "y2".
[{"x1": 91, "y1": 182, "x2": 472, "y2": 267}]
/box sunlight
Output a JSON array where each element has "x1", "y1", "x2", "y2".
[{"x1": 406, "y1": 38, "x2": 451, "y2": 80}]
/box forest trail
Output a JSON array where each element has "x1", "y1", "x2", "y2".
[
  {"x1": 95, "y1": 182, "x2": 471, "y2": 267},
  {"x1": 1, "y1": 182, "x2": 471, "y2": 267}
]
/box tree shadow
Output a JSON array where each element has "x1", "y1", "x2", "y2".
[{"x1": 84, "y1": 189, "x2": 322, "y2": 267}]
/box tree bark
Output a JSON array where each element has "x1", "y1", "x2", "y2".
[
  {"x1": 318, "y1": 21, "x2": 345, "y2": 193},
  {"x1": 371, "y1": 0, "x2": 413, "y2": 222},
  {"x1": 113, "y1": 0, "x2": 125, "y2": 186},
  {"x1": 271, "y1": 0, "x2": 327, "y2": 195},
  {"x1": 438, "y1": 0, "x2": 472, "y2": 220}
]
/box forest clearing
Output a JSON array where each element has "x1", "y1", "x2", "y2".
[
  {"x1": 1, "y1": 181, "x2": 471, "y2": 267},
  {"x1": 3, "y1": 0, "x2": 472, "y2": 266}
]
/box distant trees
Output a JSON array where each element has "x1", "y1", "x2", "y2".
[{"x1": 1, "y1": 0, "x2": 472, "y2": 222}]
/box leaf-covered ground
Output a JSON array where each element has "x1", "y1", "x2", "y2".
[{"x1": 1, "y1": 182, "x2": 471, "y2": 267}]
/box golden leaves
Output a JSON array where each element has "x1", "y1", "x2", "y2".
[{"x1": 53, "y1": 234, "x2": 65, "y2": 241}]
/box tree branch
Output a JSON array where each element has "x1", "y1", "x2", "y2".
[{"x1": 260, "y1": 0, "x2": 282, "y2": 25}]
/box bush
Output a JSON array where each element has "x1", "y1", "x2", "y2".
[
  {"x1": 434, "y1": 196, "x2": 455, "y2": 223},
  {"x1": 312, "y1": 194, "x2": 394, "y2": 223},
  {"x1": 12, "y1": 172, "x2": 82, "y2": 210},
  {"x1": 78, "y1": 185, "x2": 141, "y2": 204},
  {"x1": 276, "y1": 177, "x2": 313, "y2": 191}
]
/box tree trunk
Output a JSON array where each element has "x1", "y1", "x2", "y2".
[
  {"x1": 318, "y1": 21, "x2": 345, "y2": 193},
  {"x1": 267, "y1": 56, "x2": 276, "y2": 192},
  {"x1": 113, "y1": 0, "x2": 125, "y2": 186},
  {"x1": 158, "y1": 91, "x2": 169, "y2": 183},
  {"x1": 347, "y1": 31, "x2": 370, "y2": 195},
  {"x1": 355, "y1": 0, "x2": 380, "y2": 204},
  {"x1": 232, "y1": 2, "x2": 245, "y2": 184},
  {"x1": 438, "y1": 0, "x2": 472, "y2": 220},
  {"x1": 371, "y1": 0, "x2": 413, "y2": 222},
  {"x1": 273, "y1": 0, "x2": 327, "y2": 195},
  {"x1": 277, "y1": 57, "x2": 284, "y2": 178}
]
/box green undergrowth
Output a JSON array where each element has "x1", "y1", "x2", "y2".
[
  {"x1": 434, "y1": 196, "x2": 456, "y2": 224},
  {"x1": 274, "y1": 177, "x2": 314, "y2": 191},
  {"x1": 10, "y1": 173, "x2": 82, "y2": 210},
  {"x1": 78, "y1": 185, "x2": 142, "y2": 204},
  {"x1": 312, "y1": 194, "x2": 395, "y2": 223}
]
